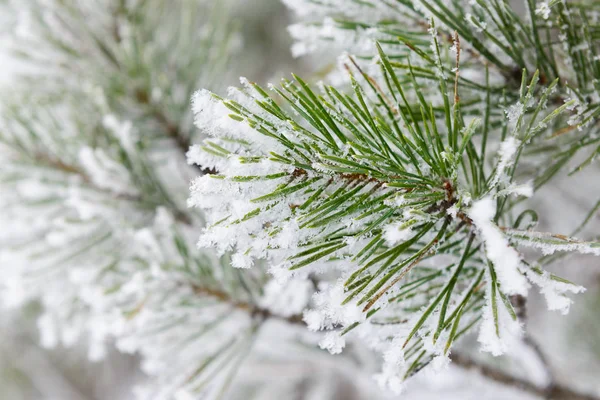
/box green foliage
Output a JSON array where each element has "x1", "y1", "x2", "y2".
[{"x1": 190, "y1": 13, "x2": 600, "y2": 378}]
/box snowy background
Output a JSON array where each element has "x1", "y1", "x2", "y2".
[{"x1": 0, "y1": 1, "x2": 599, "y2": 399}]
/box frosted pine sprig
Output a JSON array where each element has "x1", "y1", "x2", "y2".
[{"x1": 188, "y1": 32, "x2": 600, "y2": 392}]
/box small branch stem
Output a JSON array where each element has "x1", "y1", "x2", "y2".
[
  {"x1": 451, "y1": 352, "x2": 599, "y2": 400},
  {"x1": 190, "y1": 284, "x2": 304, "y2": 326},
  {"x1": 134, "y1": 88, "x2": 216, "y2": 175},
  {"x1": 32, "y1": 152, "x2": 192, "y2": 224}
]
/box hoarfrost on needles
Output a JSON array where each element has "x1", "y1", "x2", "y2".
[
  {"x1": 468, "y1": 197, "x2": 529, "y2": 296},
  {"x1": 383, "y1": 222, "x2": 413, "y2": 246},
  {"x1": 535, "y1": 2, "x2": 551, "y2": 20},
  {"x1": 478, "y1": 280, "x2": 523, "y2": 356},
  {"x1": 525, "y1": 268, "x2": 585, "y2": 315}
]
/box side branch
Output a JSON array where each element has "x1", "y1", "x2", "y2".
[
  {"x1": 191, "y1": 284, "x2": 304, "y2": 325},
  {"x1": 191, "y1": 282, "x2": 597, "y2": 400},
  {"x1": 134, "y1": 88, "x2": 215, "y2": 174}
]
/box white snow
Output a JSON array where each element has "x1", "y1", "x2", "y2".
[
  {"x1": 535, "y1": 3, "x2": 551, "y2": 20},
  {"x1": 259, "y1": 279, "x2": 312, "y2": 318},
  {"x1": 383, "y1": 222, "x2": 413, "y2": 246},
  {"x1": 319, "y1": 331, "x2": 346, "y2": 354},
  {"x1": 525, "y1": 268, "x2": 586, "y2": 315},
  {"x1": 489, "y1": 136, "x2": 521, "y2": 189},
  {"x1": 468, "y1": 197, "x2": 529, "y2": 296},
  {"x1": 505, "y1": 102, "x2": 525, "y2": 125}
]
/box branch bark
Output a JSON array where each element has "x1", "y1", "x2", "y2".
[
  {"x1": 451, "y1": 352, "x2": 599, "y2": 400},
  {"x1": 134, "y1": 88, "x2": 216, "y2": 175},
  {"x1": 33, "y1": 152, "x2": 193, "y2": 225},
  {"x1": 191, "y1": 281, "x2": 598, "y2": 400},
  {"x1": 190, "y1": 283, "x2": 304, "y2": 326}
]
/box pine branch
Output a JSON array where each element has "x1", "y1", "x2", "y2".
[{"x1": 188, "y1": 25, "x2": 599, "y2": 388}]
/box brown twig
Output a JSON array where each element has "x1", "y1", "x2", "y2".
[
  {"x1": 510, "y1": 294, "x2": 556, "y2": 383},
  {"x1": 133, "y1": 88, "x2": 216, "y2": 175},
  {"x1": 191, "y1": 284, "x2": 304, "y2": 326},
  {"x1": 33, "y1": 152, "x2": 193, "y2": 225},
  {"x1": 453, "y1": 31, "x2": 461, "y2": 106},
  {"x1": 451, "y1": 352, "x2": 599, "y2": 400},
  {"x1": 189, "y1": 281, "x2": 598, "y2": 399}
]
